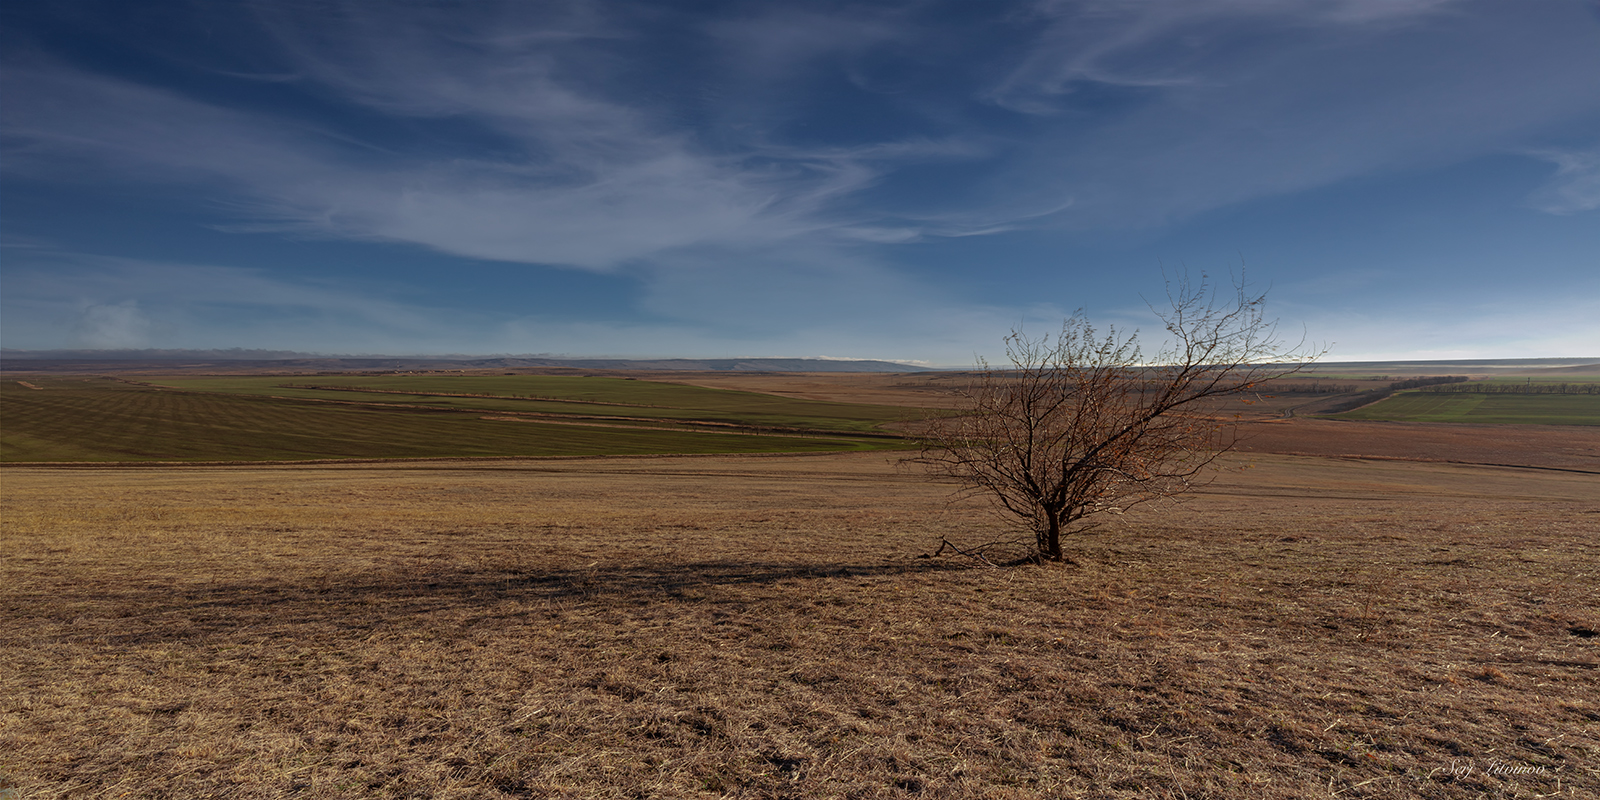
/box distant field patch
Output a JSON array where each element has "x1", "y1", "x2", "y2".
[
  {"x1": 1416, "y1": 377, "x2": 1600, "y2": 394},
  {"x1": 1329, "y1": 391, "x2": 1600, "y2": 426},
  {"x1": 0, "y1": 377, "x2": 906, "y2": 462},
  {"x1": 145, "y1": 375, "x2": 910, "y2": 432}
]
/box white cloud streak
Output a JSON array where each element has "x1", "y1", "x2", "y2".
[
  {"x1": 1524, "y1": 146, "x2": 1600, "y2": 215},
  {"x1": 74, "y1": 300, "x2": 153, "y2": 349},
  {"x1": 8, "y1": 1, "x2": 1595, "y2": 253},
  {"x1": 988, "y1": 0, "x2": 1462, "y2": 114},
  {"x1": 0, "y1": 251, "x2": 1061, "y2": 363},
  {"x1": 0, "y1": 64, "x2": 876, "y2": 269},
  {"x1": 979, "y1": 0, "x2": 1600, "y2": 227},
  {"x1": 2, "y1": 0, "x2": 955, "y2": 272},
  {"x1": 4, "y1": 0, "x2": 1597, "y2": 360}
]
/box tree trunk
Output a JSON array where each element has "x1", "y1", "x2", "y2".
[{"x1": 1042, "y1": 513, "x2": 1062, "y2": 561}]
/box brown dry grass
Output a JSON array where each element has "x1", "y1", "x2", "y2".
[{"x1": 3, "y1": 453, "x2": 1598, "y2": 798}]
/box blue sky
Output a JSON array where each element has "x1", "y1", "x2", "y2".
[{"x1": 3, "y1": 0, "x2": 1597, "y2": 364}]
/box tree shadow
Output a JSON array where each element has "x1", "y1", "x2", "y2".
[{"x1": 35, "y1": 558, "x2": 978, "y2": 647}]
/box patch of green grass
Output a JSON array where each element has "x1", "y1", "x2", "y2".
[
  {"x1": 145, "y1": 375, "x2": 910, "y2": 432},
  {"x1": 1328, "y1": 391, "x2": 1600, "y2": 426},
  {"x1": 0, "y1": 377, "x2": 906, "y2": 462}
]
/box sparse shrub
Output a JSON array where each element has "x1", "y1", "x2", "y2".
[{"x1": 914, "y1": 273, "x2": 1320, "y2": 562}]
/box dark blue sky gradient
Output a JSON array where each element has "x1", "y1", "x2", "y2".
[{"x1": 4, "y1": 0, "x2": 1597, "y2": 362}]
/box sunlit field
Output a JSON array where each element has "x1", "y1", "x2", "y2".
[
  {"x1": 3, "y1": 452, "x2": 1596, "y2": 799},
  {"x1": 1331, "y1": 392, "x2": 1600, "y2": 426}
]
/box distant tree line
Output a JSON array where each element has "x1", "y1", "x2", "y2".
[
  {"x1": 1313, "y1": 376, "x2": 1467, "y2": 414},
  {"x1": 1419, "y1": 381, "x2": 1600, "y2": 395},
  {"x1": 1265, "y1": 382, "x2": 1359, "y2": 394},
  {"x1": 1388, "y1": 376, "x2": 1470, "y2": 390}
]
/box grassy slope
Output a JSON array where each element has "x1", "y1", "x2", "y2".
[
  {"x1": 1331, "y1": 392, "x2": 1600, "y2": 426},
  {"x1": 146, "y1": 375, "x2": 911, "y2": 432},
  {"x1": 0, "y1": 377, "x2": 904, "y2": 462}
]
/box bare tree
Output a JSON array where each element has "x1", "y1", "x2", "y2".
[{"x1": 914, "y1": 274, "x2": 1320, "y2": 563}]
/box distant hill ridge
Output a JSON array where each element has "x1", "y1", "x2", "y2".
[{"x1": 0, "y1": 349, "x2": 932, "y2": 373}]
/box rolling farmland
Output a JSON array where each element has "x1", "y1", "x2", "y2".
[
  {"x1": 1329, "y1": 391, "x2": 1600, "y2": 426},
  {"x1": 140, "y1": 374, "x2": 913, "y2": 432},
  {"x1": 2, "y1": 366, "x2": 1598, "y2": 798},
  {"x1": 0, "y1": 376, "x2": 910, "y2": 462}
]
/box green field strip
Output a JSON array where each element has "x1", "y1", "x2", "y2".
[
  {"x1": 134, "y1": 382, "x2": 707, "y2": 427},
  {"x1": 143, "y1": 375, "x2": 912, "y2": 432},
  {"x1": 1328, "y1": 391, "x2": 1600, "y2": 426},
  {"x1": 1, "y1": 378, "x2": 907, "y2": 462}
]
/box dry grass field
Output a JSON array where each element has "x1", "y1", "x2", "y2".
[{"x1": 3, "y1": 446, "x2": 1597, "y2": 798}]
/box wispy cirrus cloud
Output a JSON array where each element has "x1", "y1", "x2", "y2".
[
  {"x1": 986, "y1": 0, "x2": 1463, "y2": 114},
  {"x1": 0, "y1": 64, "x2": 881, "y2": 270},
  {"x1": 1524, "y1": 146, "x2": 1600, "y2": 215},
  {"x1": 4, "y1": 0, "x2": 1598, "y2": 360},
  {"x1": 9, "y1": 0, "x2": 1596, "y2": 261},
  {"x1": 1, "y1": 1, "x2": 960, "y2": 272},
  {"x1": 974, "y1": 0, "x2": 1600, "y2": 228}
]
